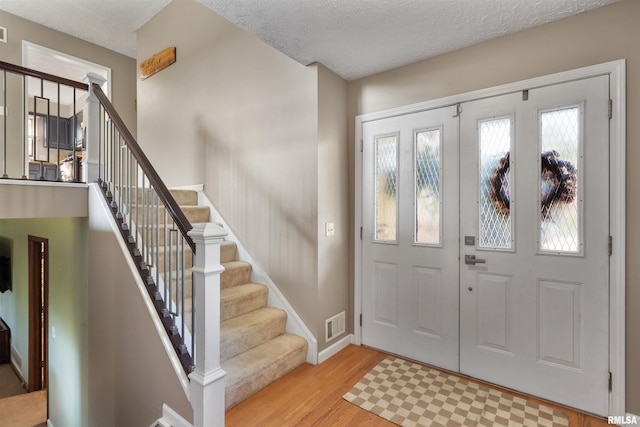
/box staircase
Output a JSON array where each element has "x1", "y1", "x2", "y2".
[{"x1": 168, "y1": 188, "x2": 308, "y2": 410}]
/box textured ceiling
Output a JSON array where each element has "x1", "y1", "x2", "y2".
[
  {"x1": 0, "y1": 0, "x2": 172, "y2": 58},
  {"x1": 198, "y1": 0, "x2": 621, "y2": 79},
  {"x1": 0, "y1": 0, "x2": 623, "y2": 80}
]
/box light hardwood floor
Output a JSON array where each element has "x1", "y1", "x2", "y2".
[
  {"x1": 0, "y1": 390, "x2": 47, "y2": 427},
  {"x1": 0, "y1": 364, "x2": 47, "y2": 426},
  {"x1": 226, "y1": 344, "x2": 610, "y2": 427}
]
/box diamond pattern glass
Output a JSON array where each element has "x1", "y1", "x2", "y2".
[
  {"x1": 539, "y1": 107, "x2": 580, "y2": 253},
  {"x1": 415, "y1": 128, "x2": 441, "y2": 245},
  {"x1": 479, "y1": 118, "x2": 512, "y2": 249},
  {"x1": 375, "y1": 134, "x2": 398, "y2": 242}
]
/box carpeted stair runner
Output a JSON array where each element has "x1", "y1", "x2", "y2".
[{"x1": 168, "y1": 189, "x2": 308, "y2": 410}]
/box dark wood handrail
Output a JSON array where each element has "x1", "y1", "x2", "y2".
[
  {"x1": 92, "y1": 83, "x2": 196, "y2": 252},
  {"x1": 0, "y1": 60, "x2": 89, "y2": 91}
]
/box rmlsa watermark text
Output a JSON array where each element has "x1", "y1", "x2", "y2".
[{"x1": 609, "y1": 415, "x2": 639, "y2": 425}]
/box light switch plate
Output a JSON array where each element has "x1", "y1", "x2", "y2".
[{"x1": 325, "y1": 222, "x2": 335, "y2": 237}]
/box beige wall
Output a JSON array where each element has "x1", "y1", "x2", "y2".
[
  {"x1": 0, "y1": 9, "x2": 137, "y2": 135},
  {"x1": 0, "y1": 182, "x2": 87, "y2": 218},
  {"x1": 317, "y1": 64, "x2": 351, "y2": 345},
  {"x1": 0, "y1": 216, "x2": 89, "y2": 427},
  {"x1": 137, "y1": 0, "x2": 350, "y2": 351},
  {"x1": 347, "y1": 0, "x2": 640, "y2": 413},
  {"x1": 87, "y1": 185, "x2": 192, "y2": 426}
]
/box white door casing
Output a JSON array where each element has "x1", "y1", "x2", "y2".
[
  {"x1": 459, "y1": 76, "x2": 610, "y2": 416},
  {"x1": 355, "y1": 60, "x2": 626, "y2": 416},
  {"x1": 361, "y1": 106, "x2": 460, "y2": 371}
]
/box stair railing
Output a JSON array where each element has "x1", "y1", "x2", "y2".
[
  {"x1": 0, "y1": 60, "x2": 87, "y2": 182},
  {"x1": 89, "y1": 82, "x2": 227, "y2": 426},
  {"x1": 0, "y1": 61, "x2": 226, "y2": 425},
  {"x1": 90, "y1": 82, "x2": 200, "y2": 373}
]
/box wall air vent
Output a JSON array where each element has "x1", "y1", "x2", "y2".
[{"x1": 325, "y1": 311, "x2": 346, "y2": 343}]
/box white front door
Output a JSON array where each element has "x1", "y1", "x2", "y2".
[
  {"x1": 459, "y1": 75, "x2": 610, "y2": 415},
  {"x1": 360, "y1": 75, "x2": 612, "y2": 416},
  {"x1": 362, "y1": 106, "x2": 460, "y2": 371}
]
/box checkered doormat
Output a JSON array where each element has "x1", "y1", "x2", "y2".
[{"x1": 343, "y1": 356, "x2": 569, "y2": 427}]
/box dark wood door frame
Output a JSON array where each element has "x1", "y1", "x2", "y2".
[{"x1": 28, "y1": 235, "x2": 48, "y2": 394}]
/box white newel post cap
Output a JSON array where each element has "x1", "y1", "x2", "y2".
[
  {"x1": 188, "y1": 222, "x2": 228, "y2": 243},
  {"x1": 82, "y1": 72, "x2": 107, "y2": 100}
]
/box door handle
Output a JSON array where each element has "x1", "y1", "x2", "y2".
[{"x1": 465, "y1": 255, "x2": 486, "y2": 265}]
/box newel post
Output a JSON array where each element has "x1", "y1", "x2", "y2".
[
  {"x1": 188, "y1": 223, "x2": 228, "y2": 427},
  {"x1": 82, "y1": 72, "x2": 106, "y2": 184}
]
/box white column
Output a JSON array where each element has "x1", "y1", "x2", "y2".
[
  {"x1": 82, "y1": 72, "x2": 107, "y2": 183},
  {"x1": 188, "y1": 222, "x2": 228, "y2": 427}
]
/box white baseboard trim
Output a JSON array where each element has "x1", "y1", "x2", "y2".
[
  {"x1": 318, "y1": 334, "x2": 353, "y2": 364},
  {"x1": 158, "y1": 404, "x2": 193, "y2": 427},
  {"x1": 10, "y1": 344, "x2": 23, "y2": 380},
  {"x1": 9, "y1": 357, "x2": 25, "y2": 389},
  {"x1": 47, "y1": 420, "x2": 54, "y2": 427}
]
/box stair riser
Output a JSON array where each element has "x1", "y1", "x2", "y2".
[
  {"x1": 221, "y1": 311, "x2": 286, "y2": 362},
  {"x1": 221, "y1": 242, "x2": 237, "y2": 264},
  {"x1": 116, "y1": 188, "x2": 204, "y2": 224},
  {"x1": 172, "y1": 283, "x2": 270, "y2": 331},
  {"x1": 221, "y1": 263, "x2": 252, "y2": 289},
  {"x1": 155, "y1": 247, "x2": 193, "y2": 272},
  {"x1": 119, "y1": 188, "x2": 197, "y2": 207},
  {"x1": 223, "y1": 336, "x2": 308, "y2": 410},
  {"x1": 169, "y1": 189, "x2": 198, "y2": 206},
  {"x1": 221, "y1": 285, "x2": 268, "y2": 321},
  {"x1": 129, "y1": 205, "x2": 210, "y2": 227},
  {"x1": 179, "y1": 206, "x2": 210, "y2": 224},
  {"x1": 137, "y1": 225, "x2": 190, "y2": 245}
]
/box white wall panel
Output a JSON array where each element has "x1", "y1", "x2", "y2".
[
  {"x1": 414, "y1": 266, "x2": 441, "y2": 337},
  {"x1": 374, "y1": 262, "x2": 398, "y2": 326},
  {"x1": 477, "y1": 273, "x2": 511, "y2": 354},
  {"x1": 538, "y1": 280, "x2": 582, "y2": 369}
]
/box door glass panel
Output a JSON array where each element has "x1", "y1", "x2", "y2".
[
  {"x1": 375, "y1": 134, "x2": 399, "y2": 242},
  {"x1": 479, "y1": 117, "x2": 513, "y2": 249},
  {"x1": 539, "y1": 107, "x2": 580, "y2": 253},
  {"x1": 415, "y1": 128, "x2": 441, "y2": 245}
]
